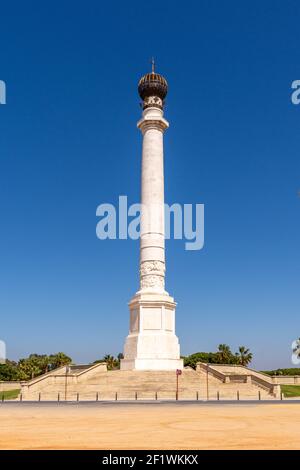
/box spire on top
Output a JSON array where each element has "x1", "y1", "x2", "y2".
[{"x1": 151, "y1": 57, "x2": 155, "y2": 74}]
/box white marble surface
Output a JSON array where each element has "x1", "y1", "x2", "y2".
[{"x1": 121, "y1": 104, "x2": 183, "y2": 371}]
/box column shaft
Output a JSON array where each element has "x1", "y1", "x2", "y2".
[{"x1": 138, "y1": 109, "x2": 168, "y2": 292}]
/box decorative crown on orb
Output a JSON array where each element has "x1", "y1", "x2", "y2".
[{"x1": 138, "y1": 58, "x2": 168, "y2": 110}]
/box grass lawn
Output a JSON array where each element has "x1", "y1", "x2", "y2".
[
  {"x1": 281, "y1": 385, "x2": 300, "y2": 398},
  {"x1": 0, "y1": 389, "x2": 20, "y2": 400}
]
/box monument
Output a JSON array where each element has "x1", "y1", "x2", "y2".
[{"x1": 121, "y1": 63, "x2": 183, "y2": 370}]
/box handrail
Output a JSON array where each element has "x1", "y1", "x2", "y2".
[
  {"x1": 251, "y1": 375, "x2": 275, "y2": 393},
  {"x1": 21, "y1": 362, "x2": 108, "y2": 392},
  {"x1": 20, "y1": 365, "x2": 67, "y2": 387},
  {"x1": 196, "y1": 362, "x2": 275, "y2": 394}
]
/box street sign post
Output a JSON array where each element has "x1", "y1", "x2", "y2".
[{"x1": 176, "y1": 369, "x2": 182, "y2": 400}]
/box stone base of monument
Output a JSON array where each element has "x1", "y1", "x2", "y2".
[
  {"x1": 120, "y1": 291, "x2": 183, "y2": 371},
  {"x1": 19, "y1": 363, "x2": 277, "y2": 401}
]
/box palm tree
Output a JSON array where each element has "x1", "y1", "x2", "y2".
[
  {"x1": 217, "y1": 344, "x2": 232, "y2": 364},
  {"x1": 18, "y1": 357, "x2": 41, "y2": 380},
  {"x1": 103, "y1": 354, "x2": 118, "y2": 370},
  {"x1": 49, "y1": 352, "x2": 72, "y2": 370},
  {"x1": 236, "y1": 346, "x2": 253, "y2": 367}
]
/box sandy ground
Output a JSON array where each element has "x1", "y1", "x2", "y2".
[{"x1": 0, "y1": 402, "x2": 299, "y2": 450}]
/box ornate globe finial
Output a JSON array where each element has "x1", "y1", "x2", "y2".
[{"x1": 138, "y1": 59, "x2": 168, "y2": 110}]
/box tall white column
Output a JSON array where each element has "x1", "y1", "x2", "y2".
[
  {"x1": 139, "y1": 106, "x2": 168, "y2": 294},
  {"x1": 121, "y1": 69, "x2": 183, "y2": 371}
]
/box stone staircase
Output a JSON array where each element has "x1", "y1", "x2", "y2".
[{"x1": 20, "y1": 363, "x2": 277, "y2": 401}]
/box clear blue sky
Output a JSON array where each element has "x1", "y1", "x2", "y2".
[{"x1": 1, "y1": 0, "x2": 299, "y2": 370}]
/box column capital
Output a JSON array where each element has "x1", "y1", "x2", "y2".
[{"x1": 137, "y1": 116, "x2": 169, "y2": 134}]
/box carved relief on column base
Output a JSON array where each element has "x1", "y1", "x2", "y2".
[{"x1": 140, "y1": 260, "x2": 165, "y2": 291}]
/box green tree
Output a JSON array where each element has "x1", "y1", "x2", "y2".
[
  {"x1": 103, "y1": 354, "x2": 118, "y2": 370},
  {"x1": 184, "y1": 345, "x2": 254, "y2": 369},
  {"x1": 216, "y1": 344, "x2": 232, "y2": 364},
  {"x1": 17, "y1": 352, "x2": 72, "y2": 380},
  {"x1": 184, "y1": 352, "x2": 219, "y2": 369},
  {"x1": 0, "y1": 360, "x2": 19, "y2": 381},
  {"x1": 235, "y1": 346, "x2": 253, "y2": 367},
  {"x1": 48, "y1": 352, "x2": 72, "y2": 370},
  {"x1": 1, "y1": 352, "x2": 72, "y2": 381},
  {"x1": 262, "y1": 368, "x2": 300, "y2": 376},
  {"x1": 18, "y1": 355, "x2": 44, "y2": 380},
  {"x1": 29, "y1": 354, "x2": 49, "y2": 373}
]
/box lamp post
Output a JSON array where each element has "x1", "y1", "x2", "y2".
[
  {"x1": 206, "y1": 363, "x2": 209, "y2": 401},
  {"x1": 65, "y1": 365, "x2": 70, "y2": 401}
]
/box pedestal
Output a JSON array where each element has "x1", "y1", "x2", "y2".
[{"x1": 121, "y1": 291, "x2": 183, "y2": 371}]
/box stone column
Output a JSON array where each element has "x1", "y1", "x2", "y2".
[
  {"x1": 120, "y1": 68, "x2": 183, "y2": 371},
  {"x1": 138, "y1": 106, "x2": 168, "y2": 293}
]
